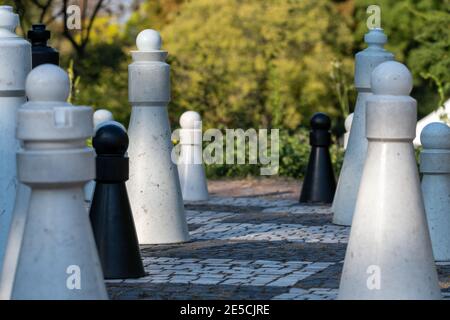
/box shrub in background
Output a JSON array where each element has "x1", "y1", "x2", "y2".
[{"x1": 204, "y1": 129, "x2": 344, "y2": 180}]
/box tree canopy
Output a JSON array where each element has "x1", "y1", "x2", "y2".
[{"x1": 8, "y1": 0, "x2": 450, "y2": 129}]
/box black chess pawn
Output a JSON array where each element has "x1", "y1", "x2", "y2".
[
  {"x1": 89, "y1": 123, "x2": 145, "y2": 279},
  {"x1": 299, "y1": 113, "x2": 336, "y2": 204},
  {"x1": 27, "y1": 24, "x2": 59, "y2": 68}
]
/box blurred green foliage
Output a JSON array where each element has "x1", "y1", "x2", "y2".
[
  {"x1": 66, "y1": 0, "x2": 449, "y2": 128},
  {"x1": 12, "y1": 0, "x2": 449, "y2": 179},
  {"x1": 354, "y1": 0, "x2": 450, "y2": 118},
  {"x1": 160, "y1": 0, "x2": 354, "y2": 130},
  {"x1": 203, "y1": 128, "x2": 344, "y2": 179},
  {"x1": 279, "y1": 129, "x2": 344, "y2": 179},
  {"x1": 65, "y1": 0, "x2": 355, "y2": 179}
]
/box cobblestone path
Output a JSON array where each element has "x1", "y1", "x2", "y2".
[{"x1": 106, "y1": 195, "x2": 450, "y2": 300}]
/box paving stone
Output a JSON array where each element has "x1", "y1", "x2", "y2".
[
  {"x1": 191, "y1": 278, "x2": 224, "y2": 285},
  {"x1": 222, "y1": 212, "x2": 333, "y2": 226},
  {"x1": 268, "y1": 276, "x2": 301, "y2": 287},
  {"x1": 106, "y1": 195, "x2": 450, "y2": 300},
  {"x1": 189, "y1": 222, "x2": 349, "y2": 243},
  {"x1": 141, "y1": 240, "x2": 347, "y2": 263}
]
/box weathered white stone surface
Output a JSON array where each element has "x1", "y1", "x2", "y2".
[
  {"x1": 343, "y1": 113, "x2": 353, "y2": 150},
  {"x1": 177, "y1": 111, "x2": 209, "y2": 201},
  {"x1": 0, "y1": 5, "x2": 31, "y2": 271},
  {"x1": 127, "y1": 29, "x2": 189, "y2": 244},
  {"x1": 6, "y1": 64, "x2": 107, "y2": 300},
  {"x1": 338, "y1": 61, "x2": 441, "y2": 300},
  {"x1": 93, "y1": 109, "x2": 113, "y2": 129},
  {"x1": 414, "y1": 99, "x2": 450, "y2": 147},
  {"x1": 0, "y1": 182, "x2": 30, "y2": 299},
  {"x1": 420, "y1": 122, "x2": 450, "y2": 261},
  {"x1": 332, "y1": 28, "x2": 394, "y2": 226}
]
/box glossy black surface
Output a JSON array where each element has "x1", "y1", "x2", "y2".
[
  {"x1": 28, "y1": 24, "x2": 59, "y2": 68},
  {"x1": 90, "y1": 124, "x2": 145, "y2": 279},
  {"x1": 299, "y1": 113, "x2": 336, "y2": 204}
]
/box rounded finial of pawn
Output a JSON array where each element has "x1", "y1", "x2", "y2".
[
  {"x1": 93, "y1": 109, "x2": 114, "y2": 129},
  {"x1": 136, "y1": 29, "x2": 162, "y2": 51},
  {"x1": 371, "y1": 61, "x2": 413, "y2": 96},
  {"x1": 95, "y1": 120, "x2": 127, "y2": 134},
  {"x1": 180, "y1": 111, "x2": 202, "y2": 129},
  {"x1": 344, "y1": 113, "x2": 354, "y2": 132},
  {"x1": 364, "y1": 28, "x2": 387, "y2": 46},
  {"x1": 310, "y1": 112, "x2": 331, "y2": 131},
  {"x1": 26, "y1": 64, "x2": 70, "y2": 102},
  {"x1": 421, "y1": 122, "x2": 450, "y2": 150},
  {"x1": 93, "y1": 123, "x2": 129, "y2": 156},
  {"x1": 0, "y1": 5, "x2": 19, "y2": 32}
]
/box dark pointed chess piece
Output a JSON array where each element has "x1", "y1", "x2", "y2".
[
  {"x1": 27, "y1": 24, "x2": 59, "y2": 68},
  {"x1": 299, "y1": 113, "x2": 336, "y2": 204},
  {"x1": 89, "y1": 123, "x2": 145, "y2": 279}
]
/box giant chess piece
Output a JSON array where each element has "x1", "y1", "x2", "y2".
[
  {"x1": 177, "y1": 111, "x2": 209, "y2": 201},
  {"x1": 84, "y1": 109, "x2": 115, "y2": 203},
  {"x1": 420, "y1": 122, "x2": 450, "y2": 261},
  {"x1": 299, "y1": 113, "x2": 336, "y2": 204},
  {"x1": 332, "y1": 28, "x2": 394, "y2": 226},
  {"x1": 89, "y1": 123, "x2": 145, "y2": 279},
  {"x1": 10, "y1": 64, "x2": 107, "y2": 299},
  {"x1": 0, "y1": 5, "x2": 32, "y2": 272},
  {"x1": 127, "y1": 29, "x2": 189, "y2": 244},
  {"x1": 338, "y1": 61, "x2": 441, "y2": 300},
  {"x1": 27, "y1": 24, "x2": 59, "y2": 68}
]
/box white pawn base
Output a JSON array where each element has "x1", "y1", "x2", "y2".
[
  {"x1": 11, "y1": 188, "x2": 107, "y2": 299},
  {"x1": 127, "y1": 106, "x2": 189, "y2": 244}
]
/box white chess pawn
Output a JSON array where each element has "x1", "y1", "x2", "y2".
[
  {"x1": 177, "y1": 111, "x2": 208, "y2": 201},
  {"x1": 0, "y1": 5, "x2": 32, "y2": 270},
  {"x1": 338, "y1": 61, "x2": 441, "y2": 300},
  {"x1": 126, "y1": 29, "x2": 189, "y2": 244},
  {"x1": 420, "y1": 122, "x2": 450, "y2": 261},
  {"x1": 332, "y1": 28, "x2": 394, "y2": 226},
  {"x1": 8, "y1": 64, "x2": 107, "y2": 300},
  {"x1": 93, "y1": 109, "x2": 113, "y2": 129},
  {"x1": 343, "y1": 113, "x2": 353, "y2": 150}
]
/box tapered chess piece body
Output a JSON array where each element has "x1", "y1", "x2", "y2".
[
  {"x1": 332, "y1": 28, "x2": 394, "y2": 226},
  {"x1": 343, "y1": 113, "x2": 353, "y2": 150},
  {"x1": 89, "y1": 123, "x2": 145, "y2": 279},
  {"x1": 10, "y1": 64, "x2": 107, "y2": 300},
  {"x1": 338, "y1": 61, "x2": 441, "y2": 300},
  {"x1": 420, "y1": 122, "x2": 450, "y2": 261},
  {"x1": 177, "y1": 111, "x2": 208, "y2": 201},
  {"x1": 299, "y1": 113, "x2": 336, "y2": 204},
  {"x1": 0, "y1": 5, "x2": 32, "y2": 273},
  {"x1": 127, "y1": 29, "x2": 189, "y2": 244},
  {"x1": 1, "y1": 20, "x2": 56, "y2": 288},
  {"x1": 27, "y1": 24, "x2": 59, "y2": 68}
]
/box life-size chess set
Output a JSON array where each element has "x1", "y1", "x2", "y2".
[{"x1": 0, "y1": 5, "x2": 449, "y2": 300}]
